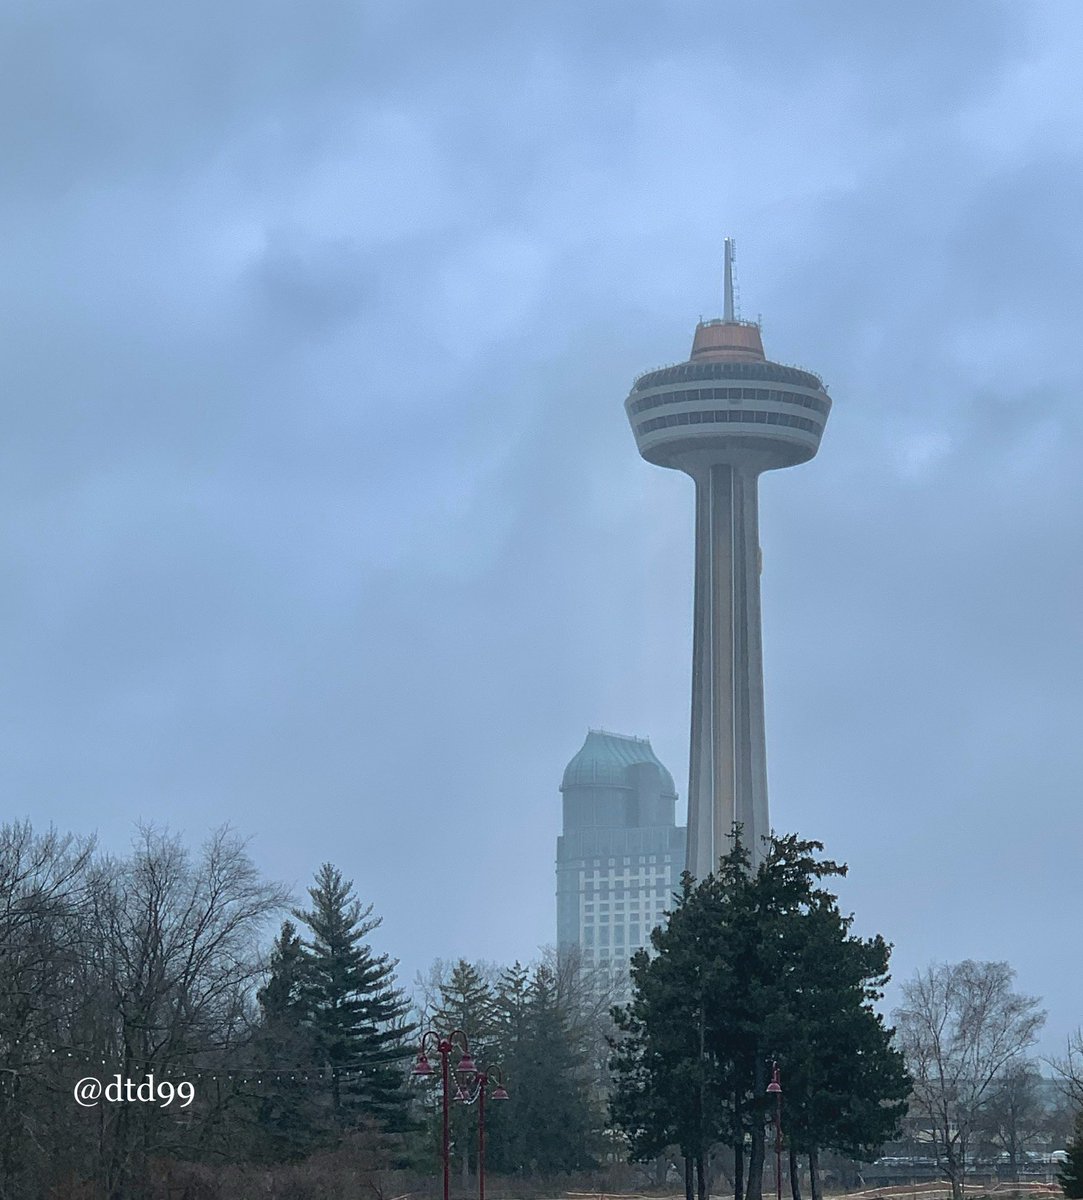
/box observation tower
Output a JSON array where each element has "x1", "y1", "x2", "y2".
[{"x1": 625, "y1": 239, "x2": 831, "y2": 876}]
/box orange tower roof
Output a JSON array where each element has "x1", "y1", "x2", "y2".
[{"x1": 690, "y1": 318, "x2": 766, "y2": 362}]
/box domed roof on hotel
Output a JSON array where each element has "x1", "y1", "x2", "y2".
[{"x1": 561, "y1": 729, "x2": 677, "y2": 795}]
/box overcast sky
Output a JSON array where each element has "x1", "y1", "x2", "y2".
[{"x1": 2, "y1": 1, "x2": 1080, "y2": 1057}]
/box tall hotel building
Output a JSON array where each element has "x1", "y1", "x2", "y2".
[{"x1": 556, "y1": 730, "x2": 685, "y2": 970}]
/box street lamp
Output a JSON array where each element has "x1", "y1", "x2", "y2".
[
  {"x1": 456, "y1": 1062, "x2": 509, "y2": 1200},
  {"x1": 767, "y1": 1061, "x2": 783, "y2": 1200},
  {"x1": 413, "y1": 1028, "x2": 474, "y2": 1200}
]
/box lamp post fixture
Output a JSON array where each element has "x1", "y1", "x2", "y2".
[
  {"x1": 767, "y1": 1061, "x2": 783, "y2": 1200},
  {"x1": 456, "y1": 1063, "x2": 509, "y2": 1200},
  {"x1": 413, "y1": 1029, "x2": 476, "y2": 1200}
]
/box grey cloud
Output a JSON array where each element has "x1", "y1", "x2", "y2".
[{"x1": 1, "y1": 0, "x2": 1081, "y2": 1053}]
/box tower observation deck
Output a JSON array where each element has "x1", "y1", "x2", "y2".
[{"x1": 625, "y1": 239, "x2": 831, "y2": 875}]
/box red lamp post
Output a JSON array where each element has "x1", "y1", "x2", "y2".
[
  {"x1": 456, "y1": 1062, "x2": 509, "y2": 1200},
  {"x1": 413, "y1": 1029, "x2": 475, "y2": 1200},
  {"x1": 767, "y1": 1061, "x2": 783, "y2": 1200}
]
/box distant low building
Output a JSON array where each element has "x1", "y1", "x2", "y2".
[{"x1": 556, "y1": 730, "x2": 686, "y2": 978}]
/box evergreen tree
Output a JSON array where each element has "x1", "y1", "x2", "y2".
[
  {"x1": 731, "y1": 835, "x2": 909, "y2": 1200},
  {"x1": 259, "y1": 919, "x2": 309, "y2": 1025},
  {"x1": 430, "y1": 960, "x2": 498, "y2": 1184},
  {"x1": 432, "y1": 959, "x2": 497, "y2": 1050},
  {"x1": 490, "y1": 963, "x2": 602, "y2": 1175},
  {"x1": 1061, "y1": 1108, "x2": 1083, "y2": 1199},
  {"x1": 253, "y1": 919, "x2": 324, "y2": 1160},
  {"x1": 751, "y1": 852, "x2": 909, "y2": 1200},
  {"x1": 611, "y1": 869, "x2": 735, "y2": 1200},
  {"x1": 486, "y1": 961, "x2": 532, "y2": 1173},
  {"x1": 609, "y1": 833, "x2": 909, "y2": 1200},
  {"x1": 294, "y1": 863, "x2": 415, "y2": 1134}
]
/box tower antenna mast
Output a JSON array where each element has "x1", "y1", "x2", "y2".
[{"x1": 723, "y1": 237, "x2": 736, "y2": 322}]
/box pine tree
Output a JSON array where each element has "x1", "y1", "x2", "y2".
[
  {"x1": 486, "y1": 963, "x2": 532, "y2": 1174},
  {"x1": 259, "y1": 919, "x2": 309, "y2": 1027},
  {"x1": 432, "y1": 960, "x2": 497, "y2": 1051},
  {"x1": 751, "y1": 849, "x2": 909, "y2": 1199},
  {"x1": 1061, "y1": 1108, "x2": 1083, "y2": 1199},
  {"x1": 489, "y1": 963, "x2": 602, "y2": 1175},
  {"x1": 492, "y1": 961, "x2": 532, "y2": 1054},
  {"x1": 611, "y1": 858, "x2": 744, "y2": 1200},
  {"x1": 430, "y1": 960, "x2": 498, "y2": 1184},
  {"x1": 294, "y1": 863, "x2": 415, "y2": 1133},
  {"x1": 253, "y1": 919, "x2": 324, "y2": 1160},
  {"x1": 609, "y1": 833, "x2": 910, "y2": 1200}
]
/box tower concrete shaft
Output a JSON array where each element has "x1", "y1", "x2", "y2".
[
  {"x1": 687, "y1": 462, "x2": 769, "y2": 878},
  {"x1": 624, "y1": 240, "x2": 831, "y2": 876}
]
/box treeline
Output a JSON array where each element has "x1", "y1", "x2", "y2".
[
  {"x1": 256, "y1": 913, "x2": 617, "y2": 1179},
  {"x1": 0, "y1": 820, "x2": 613, "y2": 1199},
  {"x1": 412, "y1": 955, "x2": 615, "y2": 1178},
  {"x1": 2, "y1": 818, "x2": 1080, "y2": 1200}
]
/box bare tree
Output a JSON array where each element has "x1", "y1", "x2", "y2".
[
  {"x1": 972, "y1": 1058, "x2": 1046, "y2": 1179},
  {"x1": 542, "y1": 942, "x2": 625, "y2": 1092},
  {"x1": 1050, "y1": 1029, "x2": 1083, "y2": 1110},
  {"x1": 0, "y1": 821, "x2": 96, "y2": 1195},
  {"x1": 84, "y1": 825, "x2": 289, "y2": 1197},
  {"x1": 0, "y1": 822, "x2": 96, "y2": 1042},
  {"x1": 893, "y1": 960, "x2": 1045, "y2": 1200}
]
